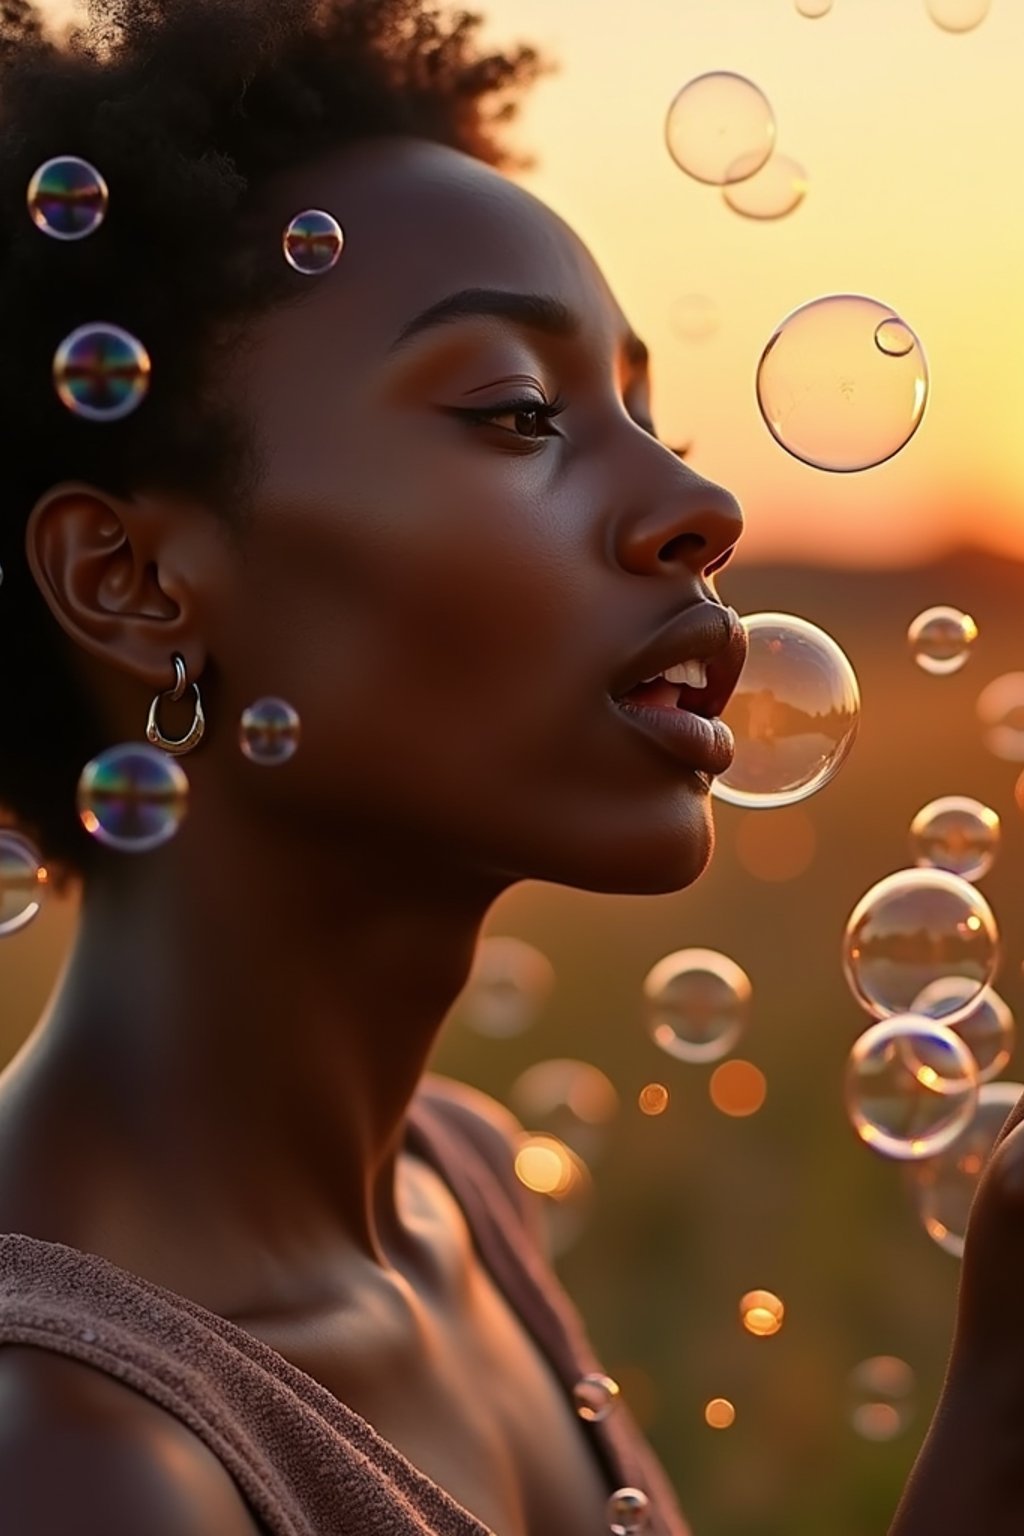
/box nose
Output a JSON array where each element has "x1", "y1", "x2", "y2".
[{"x1": 612, "y1": 455, "x2": 744, "y2": 578}]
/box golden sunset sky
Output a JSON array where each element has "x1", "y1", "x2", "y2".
[{"x1": 41, "y1": 0, "x2": 1024, "y2": 565}]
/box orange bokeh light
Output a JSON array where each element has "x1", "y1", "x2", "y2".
[{"x1": 710, "y1": 1060, "x2": 767, "y2": 1117}]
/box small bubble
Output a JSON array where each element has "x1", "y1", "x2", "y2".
[
  {"x1": 460, "y1": 936, "x2": 555, "y2": 1038},
  {"x1": 705, "y1": 1397, "x2": 736, "y2": 1429},
  {"x1": 77, "y1": 743, "x2": 189, "y2": 853},
  {"x1": 638, "y1": 1083, "x2": 670, "y2": 1116},
  {"x1": 907, "y1": 606, "x2": 978, "y2": 675},
  {"x1": 723, "y1": 154, "x2": 808, "y2": 220},
  {"x1": 0, "y1": 832, "x2": 47, "y2": 936},
  {"x1": 239, "y1": 697, "x2": 302, "y2": 766},
  {"x1": 849, "y1": 1357, "x2": 916, "y2": 1439},
  {"x1": 27, "y1": 156, "x2": 108, "y2": 241},
  {"x1": 976, "y1": 673, "x2": 1024, "y2": 761},
  {"x1": 845, "y1": 1016, "x2": 979, "y2": 1160},
  {"x1": 607, "y1": 1487, "x2": 650, "y2": 1535},
  {"x1": 740, "y1": 1289, "x2": 785, "y2": 1337},
  {"x1": 925, "y1": 0, "x2": 991, "y2": 32},
  {"x1": 875, "y1": 319, "x2": 916, "y2": 357},
  {"x1": 573, "y1": 1373, "x2": 621, "y2": 1422},
  {"x1": 909, "y1": 796, "x2": 1000, "y2": 882},
  {"x1": 509, "y1": 1059, "x2": 618, "y2": 1162},
  {"x1": 53, "y1": 323, "x2": 151, "y2": 422},
  {"x1": 911, "y1": 978, "x2": 1014, "y2": 1086},
  {"x1": 665, "y1": 72, "x2": 775, "y2": 185},
  {"x1": 908, "y1": 1081, "x2": 1021, "y2": 1257},
  {"x1": 283, "y1": 210, "x2": 345, "y2": 275},
  {"x1": 644, "y1": 948, "x2": 751, "y2": 1065}
]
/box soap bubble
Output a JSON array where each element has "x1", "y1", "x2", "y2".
[
  {"x1": 925, "y1": 0, "x2": 991, "y2": 31},
  {"x1": 907, "y1": 606, "x2": 978, "y2": 675},
  {"x1": 573, "y1": 1373, "x2": 621, "y2": 1423},
  {"x1": 509, "y1": 1058, "x2": 618, "y2": 1162},
  {"x1": 842, "y1": 868, "x2": 999, "y2": 1020},
  {"x1": 909, "y1": 1081, "x2": 1021, "y2": 1258},
  {"x1": 911, "y1": 978, "x2": 1014, "y2": 1085},
  {"x1": 0, "y1": 832, "x2": 47, "y2": 936},
  {"x1": 239, "y1": 698, "x2": 302, "y2": 766},
  {"x1": 670, "y1": 293, "x2": 720, "y2": 341},
  {"x1": 513, "y1": 1131, "x2": 593, "y2": 1256},
  {"x1": 909, "y1": 796, "x2": 1000, "y2": 882},
  {"x1": 283, "y1": 210, "x2": 345, "y2": 274},
  {"x1": 78, "y1": 743, "x2": 189, "y2": 853},
  {"x1": 740, "y1": 1289, "x2": 785, "y2": 1337},
  {"x1": 705, "y1": 1397, "x2": 737, "y2": 1428},
  {"x1": 723, "y1": 153, "x2": 808, "y2": 220},
  {"x1": 849, "y1": 1357, "x2": 916, "y2": 1440},
  {"x1": 755, "y1": 294, "x2": 928, "y2": 471},
  {"x1": 976, "y1": 673, "x2": 1024, "y2": 762},
  {"x1": 665, "y1": 72, "x2": 775, "y2": 185},
  {"x1": 796, "y1": 0, "x2": 833, "y2": 13},
  {"x1": 54, "y1": 323, "x2": 151, "y2": 422},
  {"x1": 711, "y1": 613, "x2": 860, "y2": 808},
  {"x1": 607, "y1": 1488, "x2": 650, "y2": 1535},
  {"x1": 638, "y1": 1082, "x2": 670, "y2": 1115},
  {"x1": 459, "y1": 935, "x2": 555, "y2": 1037},
  {"x1": 27, "y1": 156, "x2": 108, "y2": 241},
  {"x1": 643, "y1": 948, "x2": 751, "y2": 1064},
  {"x1": 845, "y1": 1016, "x2": 979, "y2": 1159}
]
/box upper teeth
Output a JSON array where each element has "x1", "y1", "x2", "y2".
[{"x1": 643, "y1": 660, "x2": 708, "y2": 688}]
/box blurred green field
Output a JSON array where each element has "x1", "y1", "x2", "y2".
[{"x1": 3, "y1": 548, "x2": 1022, "y2": 1536}]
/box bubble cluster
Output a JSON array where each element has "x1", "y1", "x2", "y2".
[
  {"x1": 845, "y1": 1016, "x2": 979, "y2": 1159},
  {"x1": 665, "y1": 72, "x2": 775, "y2": 185},
  {"x1": 643, "y1": 948, "x2": 751, "y2": 1064},
  {"x1": 909, "y1": 1081, "x2": 1020, "y2": 1258},
  {"x1": 459, "y1": 936, "x2": 555, "y2": 1038},
  {"x1": 756, "y1": 294, "x2": 928, "y2": 471},
  {"x1": 907, "y1": 606, "x2": 978, "y2": 675},
  {"x1": 27, "y1": 156, "x2": 108, "y2": 241},
  {"x1": 740, "y1": 1289, "x2": 785, "y2": 1337},
  {"x1": 925, "y1": 0, "x2": 991, "y2": 31},
  {"x1": 711, "y1": 613, "x2": 860, "y2": 808},
  {"x1": 842, "y1": 868, "x2": 999, "y2": 1020},
  {"x1": 283, "y1": 210, "x2": 345, "y2": 274},
  {"x1": 976, "y1": 673, "x2": 1024, "y2": 762},
  {"x1": 239, "y1": 698, "x2": 302, "y2": 766},
  {"x1": 0, "y1": 832, "x2": 47, "y2": 936},
  {"x1": 53, "y1": 323, "x2": 151, "y2": 422},
  {"x1": 573, "y1": 1373, "x2": 621, "y2": 1423},
  {"x1": 912, "y1": 977, "x2": 1014, "y2": 1085},
  {"x1": 909, "y1": 796, "x2": 1000, "y2": 881},
  {"x1": 606, "y1": 1487, "x2": 650, "y2": 1535},
  {"x1": 723, "y1": 154, "x2": 808, "y2": 220},
  {"x1": 849, "y1": 1356, "x2": 916, "y2": 1440},
  {"x1": 77, "y1": 743, "x2": 189, "y2": 853}
]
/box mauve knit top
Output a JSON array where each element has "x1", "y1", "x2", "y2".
[{"x1": 0, "y1": 1074, "x2": 691, "y2": 1536}]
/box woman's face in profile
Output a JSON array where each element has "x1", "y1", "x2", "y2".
[{"x1": 212, "y1": 136, "x2": 745, "y2": 896}]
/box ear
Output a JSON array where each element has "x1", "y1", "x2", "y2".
[{"x1": 25, "y1": 483, "x2": 214, "y2": 693}]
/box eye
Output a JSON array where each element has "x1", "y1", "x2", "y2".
[{"x1": 455, "y1": 395, "x2": 567, "y2": 440}]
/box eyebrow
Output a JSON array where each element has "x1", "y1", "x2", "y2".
[{"x1": 387, "y1": 286, "x2": 649, "y2": 371}]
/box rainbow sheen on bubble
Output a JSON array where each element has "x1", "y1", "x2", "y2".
[
  {"x1": 283, "y1": 210, "x2": 345, "y2": 275},
  {"x1": 607, "y1": 1487, "x2": 651, "y2": 1536},
  {"x1": 27, "y1": 156, "x2": 108, "y2": 241},
  {"x1": 842, "y1": 868, "x2": 999, "y2": 1021},
  {"x1": 756, "y1": 294, "x2": 928, "y2": 471},
  {"x1": 908, "y1": 1081, "x2": 1020, "y2": 1258},
  {"x1": 711, "y1": 613, "x2": 860, "y2": 808},
  {"x1": 0, "y1": 832, "x2": 47, "y2": 936},
  {"x1": 239, "y1": 698, "x2": 302, "y2": 765},
  {"x1": 665, "y1": 72, "x2": 775, "y2": 185},
  {"x1": 909, "y1": 795, "x2": 1000, "y2": 882},
  {"x1": 644, "y1": 948, "x2": 751, "y2": 1064},
  {"x1": 77, "y1": 743, "x2": 189, "y2": 853},
  {"x1": 911, "y1": 978, "x2": 1014, "y2": 1085},
  {"x1": 723, "y1": 154, "x2": 808, "y2": 220},
  {"x1": 845, "y1": 1015, "x2": 979, "y2": 1159},
  {"x1": 53, "y1": 323, "x2": 151, "y2": 422},
  {"x1": 907, "y1": 606, "x2": 977, "y2": 675}
]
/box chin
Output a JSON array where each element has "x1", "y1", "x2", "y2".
[{"x1": 517, "y1": 797, "x2": 716, "y2": 897}]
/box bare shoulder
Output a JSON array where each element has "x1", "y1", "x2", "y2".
[{"x1": 0, "y1": 1345, "x2": 264, "y2": 1536}]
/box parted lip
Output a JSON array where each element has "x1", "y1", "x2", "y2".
[{"x1": 610, "y1": 600, "x2": 748, "y2": 717}]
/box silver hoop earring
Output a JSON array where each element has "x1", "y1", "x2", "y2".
[{"x1": 146, "y1": 654, "x2": 206, "y2": 757}]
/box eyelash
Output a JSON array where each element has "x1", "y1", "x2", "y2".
[{"x1": 456, "y1": 397, "x2": 691, "y2": 460}]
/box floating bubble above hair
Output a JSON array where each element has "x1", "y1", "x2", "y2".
[
  {"x1": 842, "y1": 868, "x2": 999, "y2": 1021},
  {"x1": 909, "y1": 796, "x2": 1000, "y2": 882},
  {"x1": 845, "y1": 1016, "x2": 979, "y2": 1159},
  {"x1": 755, "y1": 295, "x2": 928, "y2": 471},
  {"x1": 670, "y1": 293, "x2": 721, "y2": 342},
  {"x1": 796, "y1": 0, "x2": 834, "y2": 14},
  {"x1": 283, "y1": 210, "x2": 345, "y2": 275},
  {"x1": 53, "y1": 323, "x2": 151, "y2": 422},
  {"x1": 976, "y1": 673, "x2": 1024, "y2": 762},
  {"x1": 573, "y1": 1373, "x2": 621, "y2": 1423},
  {"x1": 665, "y1": 72, "x2": 775, "y2": 185},
  {"x1": 711, "y1": 613, "x2": 859, "y2": 808},
  {"x1": 925, "y1": 0, "x2": 991, "y2": 31},
  {"x1": 908, "y1": 1081, "x2": 1020, "y2": 1258},
  {"x1": 77, "y1": 743, "x2": 189, "y2": 853},
  {"x1": 911, "y1": 978, "x2": 1014, "y2": 1085},
  {"x1": 459, "y1": 935, "x2": 555, "y2": 1037},
  {"x1": 239, "y1": 697, "x2": 302, "y2": 765},
  {"x1": 643, "y1": 948, "x2": 751, "y2": 1064},
  {"x1": 849, "y1": 1356, "x2": 916, "y2": 1440},
  {"x1": 723, "y1": 154, "x2": 808, "y2": 220},
  {"x1": 0, "y1": 832, "x2": 47, "y2": 936},
  {"x1": 907, "y1": 606, "x2": 978, "y2": 675},
  {"x1": 607, "y1": 1488, "x2": 650, "y2": 1535},
  {"x1": 740, "y1": 1288, "x2": 785, "y2": 1337},
  {"x1": 27, "y1": 156, "x2": 108, "y2": 241}
]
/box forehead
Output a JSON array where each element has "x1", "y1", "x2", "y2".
[{"x1": 259, "y1": 136, "x2": 632, "y2": 355}]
